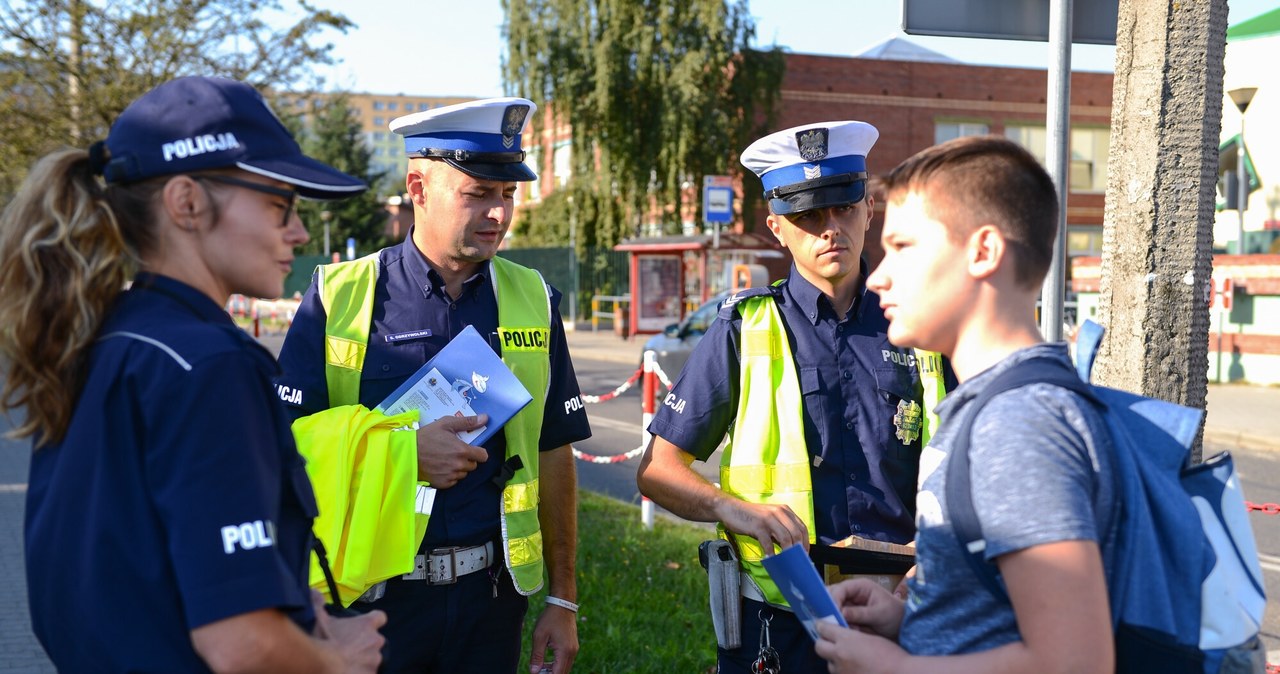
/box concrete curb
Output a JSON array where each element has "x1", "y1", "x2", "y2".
[{"x1": 1204, "y1": 428, "x2": 1280, "y2": 453}]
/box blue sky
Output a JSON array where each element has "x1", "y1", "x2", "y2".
[{"x1": 300, "y1": 0, "x2": 1279, "y2": 97}]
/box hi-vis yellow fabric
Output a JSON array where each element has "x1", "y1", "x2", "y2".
[
  {"x1": 914, "y1": 349, "x2": 947, "y2": 447},
  {"x1": 488, "y1": 256, "x2": 552, "y2": 595},
  {"x1": 718, "y1": 295, "x2": 815, "y2": 607},
  {"x1": 293, "y1": 404, "x2": 420, "y2": 606},
  {"x1": 300, "y1": 254, "x2": 554, "y2": 598},
  {"x1": 317, "y1": 252, "x2": 380, "y2": 407}
]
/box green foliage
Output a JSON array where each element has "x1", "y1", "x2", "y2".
[
  {"x1": 520, "y1": 491, "x2": 717, "y2": 673},
  {"x1": 289, "y1": 94, "x2": 392, "y2": 257},
  {"x1": 510, "y1": 176, "x2": 625, "y2": 251},
  {"x1": 502, "y1": 0, "x2": 784, "y2": 248},
  {"x1": 0, "y1": 0, "x2": 355, "y2": 200}
]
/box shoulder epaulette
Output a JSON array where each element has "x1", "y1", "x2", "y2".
[{"x1": 718, "y1": 285, "x2": 778, "y2": 320}]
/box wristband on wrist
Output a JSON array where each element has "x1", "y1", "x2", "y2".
[{"x1": 545, "y1": 596, "x2": 579, "y2": 613}]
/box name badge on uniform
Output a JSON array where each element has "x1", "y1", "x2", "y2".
[
  {"x1": 386, "y1": 329, "x2": 433, "y2": 343},
  {"x1": 894, "y1": 399, "x2": 923, "y2": 445}
]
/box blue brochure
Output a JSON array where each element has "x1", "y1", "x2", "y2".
[
  {"x1": 760, "y1": 544, "x2": 849, "y2": 641},
  {"x1": 376, "y1": 325, "x2": 533, "y2": 447}
]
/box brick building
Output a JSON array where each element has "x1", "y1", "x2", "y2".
[
  {"x1": 520, "y1": 39, "x2": 1116, "y2": 261},
  {"x1": 762, "y1": 43, "x2": 1114, "y2": 260}
]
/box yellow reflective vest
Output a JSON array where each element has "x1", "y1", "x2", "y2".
[
  {"x1": 293, "y1": 404, "x2": 420, "y2": 606},
  {"x1": 296, "y1": 253, "x2": 552, "y2": 599},
  {"x1": 721, "y1": 295, "x2": 947, "y2": 607}
]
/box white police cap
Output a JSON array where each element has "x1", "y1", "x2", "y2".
[
  {"x1": 740, "y1": 120, "x2": 878, "y2": 215},
  {"x1": 390, "y1": 97, "x2": 538, "y2": 182}
]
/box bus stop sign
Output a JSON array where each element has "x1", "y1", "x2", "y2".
[{"x1": 703, "y1": 175, "x2": 734, "y2": 224}]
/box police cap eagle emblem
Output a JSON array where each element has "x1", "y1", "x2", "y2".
[{"x1": 796, "y1": 128, "x2": 829, "y2": 162}]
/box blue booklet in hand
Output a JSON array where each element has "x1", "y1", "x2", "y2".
[
  {"x1": 760, "y1": 544, "x2": 849, "y2": 641},
  {"x1": 375, "y1": 325, "x2": 533, "y2": 447}
]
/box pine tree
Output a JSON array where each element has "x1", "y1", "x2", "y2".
[{"x1": 293, "y1": 94, "x2": 392, "y2": 258}]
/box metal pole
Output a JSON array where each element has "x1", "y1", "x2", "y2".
[
  {"x1": 321, "y1": 210, "x2": 332, "y2": 259},
  {"x1": 569, "y1": 209, "x2": 579, "y2": 328},
  {"x1": 1237, "y1": 117, "x2": 1247, "y2": 254},
  {"x1": 1039, "y1": 0, "x2": 1073, "y2": 343}
]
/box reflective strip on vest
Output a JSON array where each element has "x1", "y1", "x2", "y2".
[
  {"x1": 720, "y1": 296, "x2": 814, "y2": 607},
  {"x1": 318, "y1": 253, "x2": 381, "y2": 407},
  {"x1": 914, "y1": 349, "x2": 947, "y2": 447},
  {"x1": 489, "y1": 256, "x2": 552, "y2": 594}
]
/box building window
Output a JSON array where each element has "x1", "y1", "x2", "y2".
[
  {"x1": 553, "y1": 142, "x2": 572, "y2": 187},
  {"x1": 935, "y1": 121, "x2": 989, "y2": 145},
  {"x1": 388, "y1": 101, "x2": 398, "y2": 111},
  {"x1": 1067, "y1": 228, "x2": 1103, "y2": 256},
  {"x1": 1070, "y1": 128, "x2": 1109, "y2": 193},
  {"x1": 1005, "y1": 124, "x2": 1109, "y2": 193},
  {"x1": 419, "y1": 102, "x2": 430, "y2": 111},
  {"x1": 374, "y1": 116, "x2": 384, "y2": 126},
  {"x1": 373, "y1": 101, "x2": 385, "y2": 111}
]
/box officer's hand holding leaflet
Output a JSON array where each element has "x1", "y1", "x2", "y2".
[
  {"x1": 415, "y1": 413, "x2": 489, "y2": 488},
  {"x1": 638, "y1": 437, "x2": 810, "y2": 554},
  {"x1": 716, "y1": 492, "x2": 811, "y2": 555}
]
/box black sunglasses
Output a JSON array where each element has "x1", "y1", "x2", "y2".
[{"x1": 194, "y1": 174, "x2": 298, "y2": 228}]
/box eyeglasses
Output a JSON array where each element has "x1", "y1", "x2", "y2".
[{"x1": 194, "y1": 174, "x2": 298, "y2": 228}]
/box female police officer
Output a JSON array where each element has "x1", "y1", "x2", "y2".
[{"x1": 0, "y1": 76, "x2": 386, "y2": 673}]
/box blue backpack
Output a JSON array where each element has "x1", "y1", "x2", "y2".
[{"x1": 948, "y1": 320, "x2": 1267, "y2": 674}]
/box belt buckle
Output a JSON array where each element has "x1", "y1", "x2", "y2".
[{"x1": 428, "y1": 546, "x2": 460, "y2": 584}]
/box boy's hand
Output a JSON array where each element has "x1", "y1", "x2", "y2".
[{"x1": 828, "y1": 578, "x2": 904, "y2": 640}]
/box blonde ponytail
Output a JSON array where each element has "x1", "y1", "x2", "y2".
[{"x1": 0, "y1": 148, "x2": 155, "y2": 447}]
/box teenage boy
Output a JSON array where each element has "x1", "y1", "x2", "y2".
[{"x1": 814, "y1": 135, "x2": 1117, "y2": 673}]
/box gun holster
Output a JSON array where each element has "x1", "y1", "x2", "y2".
[{"x1": 699, "y1": 539, "x2": 741, "y2": 649}]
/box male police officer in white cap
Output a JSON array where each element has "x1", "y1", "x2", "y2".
[
  {"x1": 638, "y1": 121, "x2": 949, "y2": 673},
  {"x1": 276, "y1": 97, "x2": 589, "y2": 673}
]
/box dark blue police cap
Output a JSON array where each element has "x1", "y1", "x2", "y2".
[{"x1": 102, "y1": 77, "x2": 367, "y2": 200}]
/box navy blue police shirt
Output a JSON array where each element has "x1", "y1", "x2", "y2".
[
  {"x1": 275, "y1": 232, "x2": 592, "y2": 549},
  {"x1": 25, "y1": 273, "x2": 318, "y2": 673},
  {"x1": 647, "y1": 265, "x2": 930, "y2": 545}
]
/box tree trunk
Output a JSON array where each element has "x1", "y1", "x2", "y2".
[{"x1": 1096, "y1": 0, "x2": 1228, "y2": 461}]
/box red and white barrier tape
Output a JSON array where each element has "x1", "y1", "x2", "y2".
[
  {"x1": 572, "y1": 444, "x2": 648, "y2": 464},
  {"x1": 581, "y1": 369, "x2": 642, "y2": 404},
  {"x1": 651, "y1": 360, "x2": 672, "y2": 389}
]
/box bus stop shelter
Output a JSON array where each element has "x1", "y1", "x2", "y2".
[{"x1": 611, "y1": 232, "x2": 786, "y2": 337}]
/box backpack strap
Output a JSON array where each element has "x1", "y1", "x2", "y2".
[
  {"x1": 946, "y1": 356, "x2": 1103, "y2": 602},
  {"x1": 1074, "y1": 320, "x2": 1105, "y2": 383}
]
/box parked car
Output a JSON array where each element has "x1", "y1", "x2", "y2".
[{"x1": 640, "y1": 290, "x2": 732, "y2": 394}]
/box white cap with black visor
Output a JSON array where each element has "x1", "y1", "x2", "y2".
[
  {"x1": 740, "y1": 120, "x2": 878, "y2": 216},
  {"x1": 389, "y1": 97, "x2": 538, "y2": 183}
]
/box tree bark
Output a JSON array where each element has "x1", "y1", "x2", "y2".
[{"x1": 1097, "y1": 0, "x2": 1228, "y2": 460}]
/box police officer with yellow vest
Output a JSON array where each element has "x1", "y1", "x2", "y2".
[
  {"x1": 276, "y1": 98, "x2": 590, "y2": 674},
  {"x1": 636, "y1": 121, "x2": 950, "y2": 673}
]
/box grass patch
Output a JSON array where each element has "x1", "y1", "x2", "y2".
[{"x1": 520, "y1": 491, "x2": 717, "y2": 673}]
